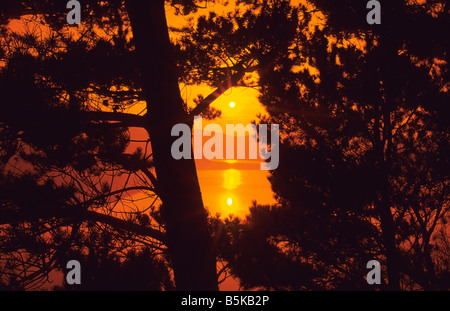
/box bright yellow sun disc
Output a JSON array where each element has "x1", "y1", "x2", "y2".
[
  {"x1": 227, "y1": 198, "x2": 233, "y2": 206},
  {"x1": 229, "y1": 101, "x2": 235, "y2": 108}
]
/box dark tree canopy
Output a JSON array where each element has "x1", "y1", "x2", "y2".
[
  {"x1": 213, "y1": 0, "x2": 449, "y2": 290},
  {"x1": 0, "y1": 0, "x2": 448, "y2": 291}
]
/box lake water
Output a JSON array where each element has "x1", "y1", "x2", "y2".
[{"x1": 197, "y1": 168, "x2": 276, "y2": 219}]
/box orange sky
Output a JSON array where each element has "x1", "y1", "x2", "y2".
[
  {"x1": 127, "y1": 86, "x2": 276, "y2": 219},
  {"x1": 164, "y1": 4, "x2": 278, "y2": 219},
  {"x1": 124, "y1": 4, "x2": 278, "y2": 220},
  {"x1": 193, "y1": 87, "x2": 277, "y2": 218}
]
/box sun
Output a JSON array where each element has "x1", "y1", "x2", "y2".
[
  {"x1": 227, "y1": 197, "x2": 233, "y2": 206},
  {"x1": 229, "y1": 101, "x2": 236, "y2": 108}
]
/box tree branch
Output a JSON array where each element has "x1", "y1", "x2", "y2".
[
  {"x1": 80, "y1": 186, "x2": 156, "y2": 207},
  {"x1": 80, "y1": 111, "x2": 147, "y2": 128},
  {"x1": 83, "y1": 209, "x2": 165, "y2": 243},
  {"x1": 0, "y1": 207, "x2": 166, "y2": 243},
  {"x1": 140, "y1": 167, "x2": 160, "y2": 194},
  {"x1": 188, "y1": 64, "x2": 259, "y2": 118}
]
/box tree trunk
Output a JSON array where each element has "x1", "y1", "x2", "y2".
[
  {"x1": 125, "y1": 0, "x2": 218, "y2": 290},
  {"x1": 372, "y1": 82, "x2": 400, "y2": 291},
  {"x1": 377, "y1": 184, "x2": 401, "y2": 290},
  {"x1": 377, "y1": 33, "x2": 401, "y2": 290}
]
